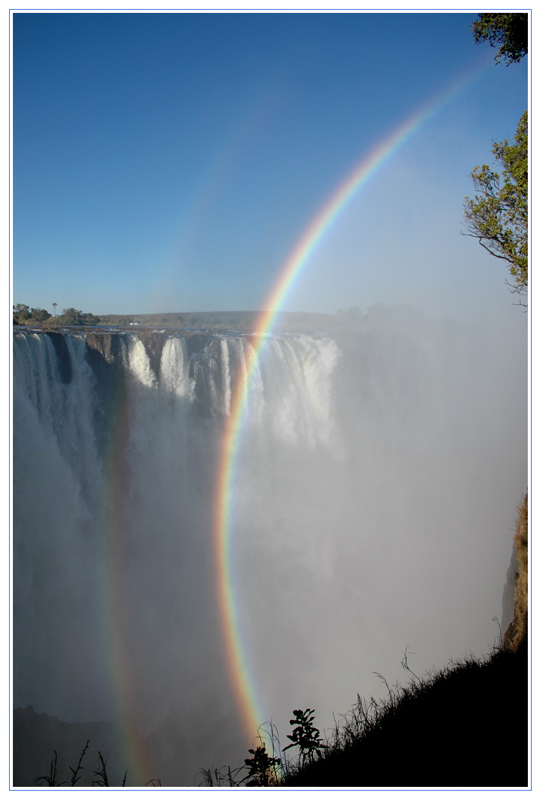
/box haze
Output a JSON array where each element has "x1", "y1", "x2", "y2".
[{"x1": 11, "y1": 6, "x2": 529, "y2": 791}]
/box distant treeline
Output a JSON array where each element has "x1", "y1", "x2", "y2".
[
  {"x1": 97, "y1": 310, "x2": 343, "y2": 332},
  {"x1": 94, "y1": 307, "x2": 392, "y2": 332},
  {"x1": 13, "y1": 304, "x2": 100, "y2": 327},
  {"x1": 14, "y1": 304, "x2": 429, "y2": 334}
]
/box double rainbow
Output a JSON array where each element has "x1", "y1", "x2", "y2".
[
  {"x1": 213, "y1": 59, "x2": 493, "y2": 744},
  {"x1": 100, "y1": 59, "x2": 493, "y2": 781}
]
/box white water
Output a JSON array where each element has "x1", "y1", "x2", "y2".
[{"x1": 12, "y1": 310, "x2": 527, "y2": 785}]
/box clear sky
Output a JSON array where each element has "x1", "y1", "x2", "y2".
[{"x1": 12, "y1": 10, "x2": 528, "y2": 318}]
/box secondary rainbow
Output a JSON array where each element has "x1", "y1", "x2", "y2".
[
  {"x1": 213, "y1": 60, "x2": 493, "y2": 745},
  {"x1": 100, "y1": 374, "x2": 152, "y2": 786}
]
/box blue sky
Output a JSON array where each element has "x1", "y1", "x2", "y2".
[{"x1": 12, "y1": 10, "x2": 528, "y2": 319}]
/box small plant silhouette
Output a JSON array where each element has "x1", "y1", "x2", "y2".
[
  {"x1": 401, "y1": 645, "x2": 420, "y2": 682},
  {"x1": 33, "y1": 741, "x2": 159, "y2": 787},
  {"x1": 69, "y1": 740, "x2": 89, "y2": 786},
  {"x1": 244, "y1": 743, "x2": 281, "y2": 786},
  {"x1": 35, "y1": 751, "x2": 66, "y2": 786},
  {"x1": 199, "y1": 721, "x2": 282, "y2": 786},
  {"x1": 198, "y1": 765, "x2": 244, "y2": 787},
  {"x1": 283, "y1": 708, "x2": 327, "y2": 767},
  {"x1": 92, "y1": 752, "x2": 110, "y2": 786}
]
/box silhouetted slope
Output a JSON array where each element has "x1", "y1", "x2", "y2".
[{"x1": 283, "y1": 646, "x2": 528, "y2": 787}]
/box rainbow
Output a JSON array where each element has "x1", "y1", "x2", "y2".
[
  {"x1": 100, "y1": 371, "x2": 152, "y2": 786},
  {"x1": 213, "y1": 59, "x2": 493, "y2": 745}
]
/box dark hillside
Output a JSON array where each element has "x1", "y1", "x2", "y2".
[{"x1": 282, "y1": 645, "x2": 528, "y2": 788}]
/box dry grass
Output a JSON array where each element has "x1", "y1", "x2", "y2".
[
  {"x1": 504, "y1": 492, "x2": 528, "y2": 652},
  {"x1": 281, "y1": 644, "x2": 528, "y2": 787}
]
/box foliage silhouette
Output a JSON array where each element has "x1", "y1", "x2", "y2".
[
  {"x1": 33, "y1": 645, "x2": 527, "y2": 787},
  {"x1": 244, "y1": 744, "x2": 281, "y2": 786},
  {"x1": 283, "y1": 708, "x2": 327, "y2": 767},
  {"x1": 199, "y1": 721, "x2": 283, "y2": 787},
  {"x1": 32, "y1": 740, "x2": 161, "y2": 787},
  {"x1": 92, "y1": 752, "x2": 109, "y2": 787},
  {"x1": 35, "y1": 751, "x2": 65, "y2": 786},
  {"x1": 68, "y1": 740, "x2": 89, "y2": 786},
  {"x1": 282, "y1": 645, "x2": 528, "y2": 787}
]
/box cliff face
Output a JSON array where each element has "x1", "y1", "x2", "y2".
[
  {"x1": 503, "y1": 493, "x2": 528, "y2": 652},
  {"x1": 85, "y1": 332, "x2": 122, "y2": 364},
  {"x1": 501, "y1": 542, "x2": 519, "y2": 633}
]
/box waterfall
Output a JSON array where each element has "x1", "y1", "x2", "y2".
[{"x1": 12, "y1": 314, "x2": 527, "y2": 785}]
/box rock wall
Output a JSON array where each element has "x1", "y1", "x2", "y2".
[{"x1": 503, "y1": 493, "x2": 528, "y2": 652}]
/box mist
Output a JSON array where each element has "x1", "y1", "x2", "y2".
[{"x1": 12, "y1": 303, "x2": 527, "y2": 785}]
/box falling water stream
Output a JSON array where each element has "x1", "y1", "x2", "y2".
[{"x1": 12, "y1": 310, "x2": 526, "y2": 785}]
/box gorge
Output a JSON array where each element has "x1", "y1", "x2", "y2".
[{"x1": 12, "y1": 307, "x2": 527, "y2": 785}]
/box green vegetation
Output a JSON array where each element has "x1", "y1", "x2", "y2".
[
  {"x1": 13, "y1": 304, "x2": 51, "y2": 325},
  {"x1": 465, "y1": 14, "x2": 528, "y2": 302},
  {"x1": 97, "y1": 308, "x2": 395, "y2": 333},
  {"x1": 99, "y1": 311, "x2": 187, "y2": 328},
  {"x1": 97, "y1": 309, "x2": 341, "y2": 332},
  {"x1": 55, "y1": 307, "x2": 101, "y2": 326},
  {"x1": 463, "y1": 111, "x2": 528, "y2": 299},
  {"x1": 472, "y1": 13, "x2": 528, "y2": 65},
  {"x1": 13, "y1": 305, "x2": 418, "y2": 334},
  {"x1": 17, "y1": 19, "x2": 529, "y2": 780},
  {"x1": 13, "y1": 304, "x2": 100, "y2": 327}
]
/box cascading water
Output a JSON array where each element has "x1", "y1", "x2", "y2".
[{"x1": 12, "y1": 311, "x2": 526, "y2": 786}]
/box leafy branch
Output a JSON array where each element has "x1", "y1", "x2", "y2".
[{"x1": 283, "y1": 708, "x2": 327, "y2": 768}]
